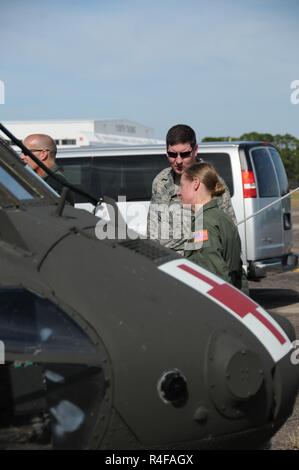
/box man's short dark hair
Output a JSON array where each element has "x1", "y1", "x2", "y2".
[{"x1": 166, "y1": 124, "x2": 197, "y2": 149}]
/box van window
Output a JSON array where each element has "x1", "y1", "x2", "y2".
[
  {"x1": 58, "y1": 154, "x2": 168, "y2": 202},
  {"x1": 250, "y1": 148, "x2": 279, "y2": 198},
  {"x1": 91, "y1": 155, "x2": 167, "y2": 200},
  {"x1": 198, "y1": 153, "x2": 234, "y2": 196},
  {"x1": 269, "y1": 148, "x2": 289, "y2": 195},
  {"x1": 58, "y1": 158, "x2": 92, "y2": 203}
]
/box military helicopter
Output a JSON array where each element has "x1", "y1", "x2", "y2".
[{"x1": 0, "y1": 123, "x2": 298, "y2": 450}]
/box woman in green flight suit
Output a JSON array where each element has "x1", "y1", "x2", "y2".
[{"x1": 178, "y1": 162, "x2": 248, "y2": 294}]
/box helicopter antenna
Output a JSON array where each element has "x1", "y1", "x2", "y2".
[{"x1": 55, "y1": 187, "x2": 69, "y2": 217}]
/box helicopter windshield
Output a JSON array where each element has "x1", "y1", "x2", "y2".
[{"x1": 0, "y1": 165, "x2": 34, "y2": 200}]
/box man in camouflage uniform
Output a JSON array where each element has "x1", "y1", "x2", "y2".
[{"x1": 147, "y1": 124, "x2": 236, "y2": 252}]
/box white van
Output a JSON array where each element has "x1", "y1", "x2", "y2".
[{"x1": 56, "y1": 142, "x2": 298, "y2": 280}]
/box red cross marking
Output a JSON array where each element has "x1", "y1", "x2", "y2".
[{"x1": 178, "y1": 264, "x2": 286, "y2": 345}]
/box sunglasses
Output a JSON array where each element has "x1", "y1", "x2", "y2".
[
  {"x1": 167, "y1": 150, "x2": 193, "y2": 159},
  {"x1": 22, "y1": 149, "x2": 50, "y2": 155}
]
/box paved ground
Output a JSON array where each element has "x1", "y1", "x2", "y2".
[{"x1": 249, "y1": 204, "x2": 299, "y2": 450}]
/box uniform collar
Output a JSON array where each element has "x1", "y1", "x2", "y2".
[
  {"x1": 202, "y1": 198, "x2": 218, "y2": 211},
  {"x1": 160, "y1": 168, "x2": 177, "y2": 197}
]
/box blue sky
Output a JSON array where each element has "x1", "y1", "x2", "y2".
[{"x1": 0, "y1": 0, "x2": 298, "y2": 139}]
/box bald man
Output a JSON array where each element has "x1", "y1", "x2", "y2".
[{"x1": 21, "y1": 134, "x2": 74, "y2": 205}]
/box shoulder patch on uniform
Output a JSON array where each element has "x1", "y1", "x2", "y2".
[{"x1": 193, "y1": 229, "x2": 208, "y2": 242}]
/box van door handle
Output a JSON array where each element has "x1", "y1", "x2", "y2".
[
  {"x1": 261, "y1": 237, "x2": 273, "y2": 243},
  {"x1": 283, "y1": 213, "x2": 292, "y2": 230}
]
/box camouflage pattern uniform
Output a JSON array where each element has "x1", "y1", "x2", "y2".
[{"x1": 147, "y1": 164, "x2": 237, "y2": 253}]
